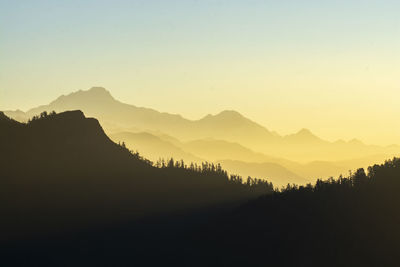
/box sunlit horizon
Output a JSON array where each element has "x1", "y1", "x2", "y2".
[{"x1": 1, "y1": 0, "x2": 399, "y2": 145}]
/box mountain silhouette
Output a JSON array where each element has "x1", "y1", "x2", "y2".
[
  {"x1": 182, "y1": 138, "x2": 278, "y2": 163},
  {"x1": 2, "y1": 99, "x2": 400, "y2": 266},
  {"x1": 283, "y1": 128, "x2": 324, "y2": 143},
  {"x1": 196, "y1": 158, "x2": 400, "y2": 266},
  {"x1": 108, "y1": 131, "x2": 396, "y2": 185},
  {"x1": 0, "y1": 111, "x2": 272, "y2": 239},
  {"x1": 110, "y1": 131, "x2": 203, "y2": 163},
  {"x1": 4, "y1": 87, "x2": 399, "y2": 163},
  {"x1": 3, "y1": 87, "x2": 278, "y2": 149},
  {"x1": 218, "y1": 160, "x2": 308, "y2": 187},
  {"x1": 109, "y1": 132, "x2": 313, "y2": 185},
  {"x1": 3, "y1": 109, "x2": 398, "y2": 266}
]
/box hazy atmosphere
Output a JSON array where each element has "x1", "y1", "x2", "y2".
[
  {"x1": 2, "y1": 1, "x2": 400, "y2": 266},
  {"x1": 1, "y1": 0, "x2": 399, "y2": 144}
]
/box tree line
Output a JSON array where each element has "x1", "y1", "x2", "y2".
[{"x1": 118, "y1": 140, "x2": 274, "y2": 193}]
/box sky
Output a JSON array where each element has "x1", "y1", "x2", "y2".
[{"x1": 1, "y1": 0, "x2": 399, "y2": 145}]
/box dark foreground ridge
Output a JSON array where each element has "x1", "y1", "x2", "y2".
[
  {"x1": 0, "y1": 111, "x2": 271, "y2": 237},
  {"x1": 1, "y1": 111, "x2": 400, "y2": 266}
]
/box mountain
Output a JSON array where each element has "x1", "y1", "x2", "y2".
[
  {"x1": 108, "y1": 132, "x2": 364, "y2": 185},
  {"x1": 181, "y1": 138, "x2": 281, "y2": 163},
  {"x1": 2, "y1": 87, "x2": 282, "y2": 158},
  {"x1": 178, "y1": 137, "x2": 395, "y2": 182},
  {"x1": 0, "y1": 111, "x2": 272, "y2": 239},
  {"x1": 4, "y1": 87, "x2": 400, "y2": 162},
  {"x1": 110, "y1": 131, "x2": 203, "y2": 164},
  {"x1": 283, "y1": 128, "x2": 325, "y2": 144},
  {"x1": 193, "y1": 158, "x2": 400, "y2": 266},
  {"x1": 194, "y1": 110, "x2": 277, "y2": 144},
  {"x1": 109, "y1": 132, "x2": 310, "y2": 185},
  {"x1": 218, "y1": 160, "x2": 308, "y2": 187},
  {"x1": 4, "y1": 87, "x2": 276, "y2": 146}
]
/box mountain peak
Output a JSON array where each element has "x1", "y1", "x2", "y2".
[
  {"x1": 56, "y1": 110, "x2": 86, "y2": 120},
  {"x1": 50, "y1": 87, "x2": 115, "y2": 106},
  {"x1": 284, "y1": 128, "x2": 323, "y2": 143},
  {"x1": 200, "y1": 110, "x2": 244, "y2": 121},
  {"x1": 85, "y1": 87, "x2": 114, "y2": 99},
  {"x1": 88, "y1": 86, "x2": 109, "y2": 93},
  {"x1": 215, "y1": 110, "x2": 244, "y2": 119},
  {"x1": 296, "y1": 128, "x2": 314, "y2": 136}
]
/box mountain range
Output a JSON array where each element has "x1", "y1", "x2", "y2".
[
  {"x1": 3, "y1": 88, "x2": 400, "y2": 266},
  {"x1": 4, "y1": 87, "x2": 400, "y2": 185}
]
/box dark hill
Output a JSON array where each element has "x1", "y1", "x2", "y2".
[
  {"x1": 0, "y1": 111, "x2": 272, "y2": 240},
  {"x1": 194, "y1": 158, "x2": 400, "y2": 266},
  {"x1": 2, "y1": 111, "x2": 400, "y2": 266}
]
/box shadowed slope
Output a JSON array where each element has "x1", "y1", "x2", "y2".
[
  {"x1": 0, "y1": 111, "x2": 272, "y2": 240},
  {"x1": 196, "y1": 158, "x2": 400, "y2": 266}
]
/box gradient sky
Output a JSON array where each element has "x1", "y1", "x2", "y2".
[{"x1": 1, "y1": 0, "x2": 399, "y2": 145}]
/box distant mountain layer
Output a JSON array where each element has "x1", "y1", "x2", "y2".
[
  {"x1": 109, "y1": 131, "x2": 308, "y2": 186},
  {"x1": 4, "y1": 87, "x2": 275, "y2": 147},
  {"x1": 110, "y1": 131, "x2": 203, "y2": 164},
  {"x1": 109, "y1": 131, "x2": 397, "y2": 186},
  {"x1": 218, "y1": 160, "x2": 307, "y2": 188},
  {"x1": 4, "y1": 86, "x2": 399, "y2": 162}
]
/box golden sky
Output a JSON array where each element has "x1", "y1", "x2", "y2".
[{"x1": 1, "y1": 1, "x2": 399, "y2": 145}]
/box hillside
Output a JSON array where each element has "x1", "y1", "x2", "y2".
[
  {"x1": 0, "y1": 111, "x2": 272, "y2": 239},
  {"x1": 194, "y1": 158, "x2": 400, "y2": 266},
  {"x1": 108, "y1": 132, "x2": 390, "y2": 186},
  {"x1": 109, "y1": 132, "x2": 309, "y2": 186}
]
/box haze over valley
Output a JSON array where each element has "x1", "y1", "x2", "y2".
[{"x1": 5, "y1": 87, "x2": 400, "y2": 187}]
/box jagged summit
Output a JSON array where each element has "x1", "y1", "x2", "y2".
[
  {"x1": 217, "y1": 110, "x2": 244, "y2": 118},
  {"x1": 200, "y1": 110, "x2": 244, "y2": 121},
  {"x1": 86, "y1": 86, "x2": 114, "y2": 98},
  {"x1": 52, "y1": 110, "x2": 86, "y2": 120},
  {"x1": 88, "y1": 86, "x2": 109, "y2": 93},
  {"x1": 26, "y1": 110, "x2": 100, "y2": 132},
  {"x1": 283, "y1": 128, "x2": 323, "y2": 143},
  {"x1": 284, "y1": 128, "x2": 316, "y2": 138},
  {"x1": 51, "y1": 87, "x2": 114, "y2": 105},
  {"x1": 296, "y1": 128, "x2": 314, "y2": 136},
  {"x1": 1, "y1": 110, "x2": 121, "y2": 156}
]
